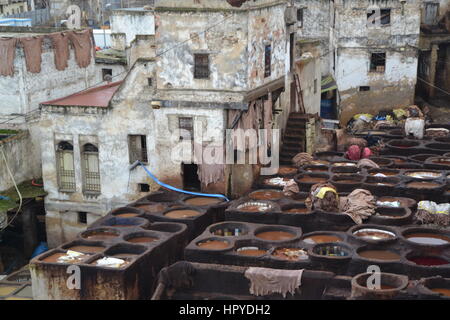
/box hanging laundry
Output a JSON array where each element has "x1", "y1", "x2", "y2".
[
  {"x1": 244, "y1": 267, "x2": 303, "y2": 298},
  {"x1": 0, "y1": 37, "x2": 17, "y2": 76},
  {"x1": 19, "y1": 36, "x2": 44, "y2": 73},
  {"x1": 197, "y1": 163, "x2": 225, "y2": 186},
  {"x1": 68, "y1": 30, "x2": 93, "y2": 68},
  {"x1": 48, "y1": 32, "x2": 70, "y2": 71}
]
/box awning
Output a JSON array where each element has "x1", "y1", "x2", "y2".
[{"x1": 321, "y1": 74, "x2": 337, "y2": 93}]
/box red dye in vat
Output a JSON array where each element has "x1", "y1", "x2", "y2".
[{"x1": 408, "y1": 256, "x2": 449, "y2": 266}]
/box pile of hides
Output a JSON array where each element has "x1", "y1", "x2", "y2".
[
  {"x1": 335, "y1": 129, "x2": 367, "y2": 152},
  {"x1": 244, "y1": 267, "x2": 303, "y2": 298},
  {"x1": 305, "y1": 183, "x2": 339, "y2": 212},
  {"x1": 339, "y1": 189, "x2": 376, "y2": 224},
  {"x1": 292, "y1": 152, "x2": 313, "y2": 167},
  {"x1": 345, "y1": 145, "x2": 372, "y2": 161},
  {"x1": 0, "y1": 29, "x2": 94, "y2": 77},
  {"x1": 357, "y1": 158, "x2": 379, "y2": 169},
  {"x1": 282, "y1": 180, "x2": 300, "y2": 197},
  {"x1": 415, "y1": 201, "x2": 450, "y2": 227}
]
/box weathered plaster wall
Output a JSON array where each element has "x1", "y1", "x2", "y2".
[
  {"x1": 110, "y1": 9, "x2": 155, "y2": 47},
  {"x1": 0, "y1": 37, "x2": 97, "y2": 124},
  {"x1": 0, "y1": 131, "x2": 41, "y2": 192}
]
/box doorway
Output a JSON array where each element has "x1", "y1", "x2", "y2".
[{"x1": 182, "y1": 163, "x2": 201, "y2": 191}]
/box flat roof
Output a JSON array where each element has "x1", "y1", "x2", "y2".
[{"x1": 41, "y1": 81, "x2": 122, "y2": 108}]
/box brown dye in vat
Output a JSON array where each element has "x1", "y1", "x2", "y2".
[
  {"x1": 84, "y1": 232, "x2": 118, "y2": 241},
  {"x1": 185, "y1": 197, "x2": 222, "y2": 206},
  {"x1": 283, "y1": 207, "x2": 310, "y2": 214},
  {"x1": 250, "y1": 190, "x2": 283, "y2": 200},
  {"x1": 41, "y1": 252, "x2": 86, "y2": 264},
  {"x1": 406, "y1": 181, "x2": 440, "y2": 189},
  {"x1": 110, "y1": 253, "x2": 139, "y2": 258},
  {"x1": 165, "y1": 209, "x2": 200, "y2": 219},
  {"x1": 115, "y1": 213, "x2": 139, "y2": 218},
  {"x1": 197, "y1": 240, "x2": 230, "y2": 250},
  {"x1": 68, "y1": 245, "x2": 105, "y2": 253},
  {"x1": 430, "y1": 288, "x2": 450, "y2": 297},
  {"x1": 367, "y1": 182, "x2": 395, "y2": 187},
  {"x1": 236, "y1": 248, "x2": 266, "y2": 256},
  {"x1": 239, "y1": 205, "x2": 269, "y2": 212},
  {"x1": 303, "y1": 234, "x2": 341, "y2": 244},
  {"x1": 306, "y1": 167, "x2": 328, "y2": 172},
  {"x1": 298, "y1": 176, "x2": 327, "y2": 183},
  {"x1": 405, "y1": 233, "x2": 450, "y2": 245},
  {"x1": 432, "y1": 159, "x2": 450, "y2": 165},
  {"x1": 358, "y1": 250, "x2": 401, "y2": 261},
  {"x1": 278, "y1": 167, "x2": 298, "y2": 175},
  {"x1": 336, "y1": 179, "x2": 359, "y2": 184},
  {"x1": 127, "y1": 236, "x2": 158, "y2": 243},
  {"x1": 135, "y1": 203, "x2": 166, "y2": 213},
  {"x1": 256, "y1": 231, "x2": 295, "y2": 241},
  {"x1": 0, "y1": 286, "x2": 19, "y2": 296},
  {"x1": 370, "y1": 171, "x2": 398, "y2": 176},
  {"x1": 354, "y1": 229, "x2": 395, "y2": 241}
]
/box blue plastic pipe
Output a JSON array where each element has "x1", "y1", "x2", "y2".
[{"x1": 135, "y1": 161, "x2": 229, "y2": 201}]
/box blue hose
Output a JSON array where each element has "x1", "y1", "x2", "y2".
[{"x1": 136, "y1": 161, "x2": 229, "y2": 201}]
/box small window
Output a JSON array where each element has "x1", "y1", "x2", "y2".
[
  {"x1": 194, "y1": 54, "x2": 209, "y2": 79},
  {"x1": 370, "y1": 52, "x2": 386, "y2": 73},
  {"x1": 139, "y1": 183, "x2": 150, "y2": 192},
  {"x1": 179, "y1": 117, "x2": 193, "y2": 141},
  {"x1": 367, "y1": 9, "x2": 391, "y2": 26},
  {"x1": 264, "y1": 45, "x2": 271, "y2": 78},
  {"x1": 128, "y1": 135, "x2": 148, "y2": 164},
  {"x1": 102, "y1": 68, "x2": 112, "y2": 81},
  {"x1": 78, "y1": 212, "x2": 87, "y2": 224},
  {"x1": 314, "y1": 79, "x2": 317, "y2": 94},
  {"x1": 56, "y1": 141, "x2": 76, "y2": 192},
  {"x1": 147, "y1": 78, "x2": 153, "y2": 86},
  {"x1": 81, "y1": 143, "x2": 101, "y2": 194},
  {"x1": 297, "y1": 8, "x2": 303, "y2": 27},
  {"x1": 359, "y1": 86, "x2": 371, "y2": 91}
]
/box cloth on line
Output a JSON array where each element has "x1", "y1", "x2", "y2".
[
  {"x1": 244, "y1": 267, "x2": 303, "y2": 298},
  {"x1": 340, "y1": 189, "x2": 376, "y2": 224},
  {"x1": 0, "y1": 37, "x2": 17, "y2": 76},
  {"x1": 48, "y1": 32, "x2": 70, "y2": 71},
  {"x1": 68, "y1": 30, "x2": 93, "y2": 68},
  {"x1": 19, "y1": 36, "x2": 44, "y2": 73}
]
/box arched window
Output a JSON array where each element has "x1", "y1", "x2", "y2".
[
  {"x1": 82, "y1": 143, "x2": 101, "y2": 194},
  {"x1": 56, "y1": 141, "x2": 76, "y2": 192}
]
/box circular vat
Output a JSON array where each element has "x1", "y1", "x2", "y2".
[
  {"x1": 351, "y1": 272, "x2": 408, "y2": 296},
  {"x1": 427, "y1": 156, "x2": 450, "y2": 167},
  {"x1": 409, "y1": 154, "x2": 437, "y2": 163},
  {"x1": 308, "y1": 243, "x2": 353, "y2": 261},
  {"x1": 111, "y1": 206, "x2": 144, "y2": 218},
  {"x1": 370, "y1": 157, "x2": 393, "y2": 167},
  {"x1": 248, "y1": 189, "x2": 284, "y2": 201},
  {"x1": 235, "y1": 246, "x2": 267, "y2": 257},
  {"x1": 124, "y1": 231, "x2": 160, "y2": 244},
  {"x1": 183, "y1": 196, "x2": 225, "y2": 206},
  {"x1": 101, "y1": 217, "x2": 149, "y2": 229},
  {"x1": 294, "y1": 173, "x2": 330, "y2": 190},
  {"x1": 405, "y1": 180, "x2": 444, "y2": 191},
  {"x1": 236, "y1": 201, "x2": 276, "y2": 213},
  {"x1": 350, "y1": 225, "x2": 398, "y2": 243},
  {"x1": 163, "y1": 207, "x2": 202, "y2": 219},
  {"x1": 62, "y1": 240, "x2": 106, "y2": 254},
  {"x1": 406, "y1": 250, "x2": 449, "y2": 266},
  {"x1": 209, "y1": 222, "x2": 249, "y2": 237},
  {"x1": 384, "y1": 156, "x2": 408, "y2": 165},
  {"x1": 388, "y1": 139, "x2": 421, "y2": 149},
  {"x1": 302, "y1": 231, "x2": 343, "y2": 245},
  {"x1": 404, "y1": 170, "x2": 443, "y2": 180},
  {"x1": 277, "y1": 166, "x2": 299, "y2": 176},
  {"x1": 365, "y1": 176, "x2": 400, "y2": 188},
  {"x1": 271, "y1": 247, "x2": 309, "y2": 261},
  {"x1": 89, "y1": 255, "x2": 132, "y2": 269},
  {"x1": 402, "y1": 228, "x2": 450, "y2": 246},
  {"x1": 423, "y1": 278, "x2": 450, "y2": 297},
  {"x1": 303, "y1": 165, "x2": 330, "y2": 173},
  {"x1": 425, "y1": 143, "x2": 450, "y2": 151},
  {"x1": 331, "y1": 174, "x2": 363, "y2": 192},
  {"x1": 141, "y1": 191, "x2": 181, "y2": 203},
  {"x1": 261, "y1": 176, "x2": 294, "y2": 188},
  {"x1": 80, "y1": 228, "x2": 121, "y2": 242},
  {"x1": 371, "y1": 206, "x2": 412, "y2": 221},
  {"x1": 104, "y1": 243, "x2": 147, "y2": 259},
  {"x1": 254, "y1": 225, "x2": 301, "y2": 242},
  {"x1": 39, "y1": 249, "x2": 90, "y2": 264},
  {"x1": 331, "y1": 164, "x2": 359, "y2": 174},
  {"x1": 368, "y1": 168, "x2": 400, "y2": 177},
  {"x1": 356, "y1": 246, "x2": 401, "y2": 262},
  {"x1": 132, "y1": 202, "x2": 168, "y2": 214},
  {"x1": 196, "y1": 238, "x2": 233, "y2": 251},
  {"x1": 435, "y1": 137, "x2": 450, "y2": 143},
  {"x1": 281, "y1": 203, "x2": 313, "y2": 215}
]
